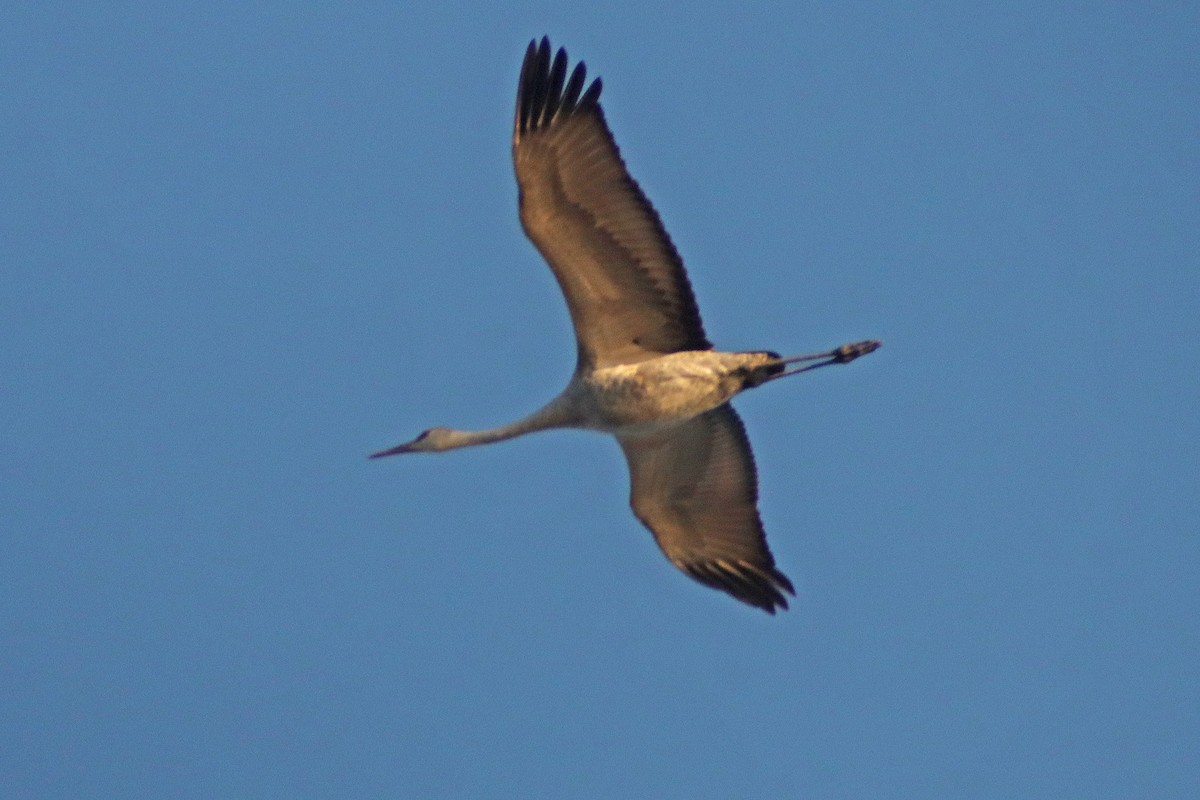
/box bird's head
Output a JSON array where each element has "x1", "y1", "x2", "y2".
[{"x1": 369, "y1": 427, "x2": 456, "y2": 457}]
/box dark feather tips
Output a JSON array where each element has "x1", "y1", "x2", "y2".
[{"x1": 517, "y1": 37, "x2": 603, "y2": 136}]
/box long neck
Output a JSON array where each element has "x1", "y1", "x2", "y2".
[{"x1": 439, "y1": 394, "x2": 577, "y2": 451}]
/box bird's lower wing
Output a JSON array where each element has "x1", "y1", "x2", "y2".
[{"x1": 616, "y1": 405, "x2": 795, "y2": 613}]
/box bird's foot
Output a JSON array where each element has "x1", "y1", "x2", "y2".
[
  {"x1": 832, "y1": 339, "x2": 883, "y2": 364},
  {"x1": 762, "y1": 339, "x2": 882, "y2": 382}
]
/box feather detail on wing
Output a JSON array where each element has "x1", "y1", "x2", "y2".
[
  {"x1": 514, "y1": 38, "x2": 711, "y2": 369},
  {"x1": 616, "y1": 404, "x2": 795, "y2": 613}
]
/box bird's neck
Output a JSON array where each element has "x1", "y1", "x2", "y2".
[{"x1": 442, "y1": 394, "x2": 577, "y2": 450}]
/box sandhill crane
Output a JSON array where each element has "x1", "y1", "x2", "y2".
[{"x1": 372, "y1": 38, "x2": 880, "y2": 613}]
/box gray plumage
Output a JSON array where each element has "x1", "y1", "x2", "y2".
[{"x1": 372, "y1": 38, "x2": 880, "y2": 614}]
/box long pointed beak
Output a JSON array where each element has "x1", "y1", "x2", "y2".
[{"x1": 368, "y1": 442, "x2": 412, "y2": 459}]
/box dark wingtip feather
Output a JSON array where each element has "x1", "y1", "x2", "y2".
[
  {"x1": 515, "y1": 37, "x2": 603, "y2": 139},
  {"x1": 579, "y1": 76, "x2": 603, "y2": 109},
  {"x1": 562, "y1": 62, "x2": 586, "y2": 112},
  {"x1": 683, "y1": 560, "x2": 795, "y2": 614},
  {"x1": 544, "y1": 47, "x2": 568, "y2": 124}
]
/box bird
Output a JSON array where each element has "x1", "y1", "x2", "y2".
[{"x1": 371, "y1": 37, "x2": 880, "y2": 614}]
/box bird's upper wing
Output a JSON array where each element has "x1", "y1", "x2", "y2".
[
  {"x1": 513, "y1": 38, "x2": 711, "y2": 370},
  {"x1": 616, "y1": 404, "x2": 795, "y2": 613}
]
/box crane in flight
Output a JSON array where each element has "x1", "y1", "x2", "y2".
[{"x1": 372, "y1": 38, "x2": 880, "y2": 613}]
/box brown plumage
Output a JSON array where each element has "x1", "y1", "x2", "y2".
[
  {"x1": 372, "y1": 38, "x2": 880, "y2": 613},
  {"x1": 513, "y1": 38, "x2": 710, "y2": 368}
]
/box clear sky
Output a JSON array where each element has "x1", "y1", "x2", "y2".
[{"x1": 3, "y1": 3, "x2": 1197, "y2": 798}]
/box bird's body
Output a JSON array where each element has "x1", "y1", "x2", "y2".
[
  {"x1": 570, "y1": 350, "x2": 782, "y2": 433},
  {"x1": 373, "y1": 38, "x2": 880, "y2": 613},
  {"x1": 387, "y1": 349, "x2": 780, "y2": 448}
]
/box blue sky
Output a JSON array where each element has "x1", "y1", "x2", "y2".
[{"x1": 3, "y1": 3, "x2": 1197, "y2": 797}]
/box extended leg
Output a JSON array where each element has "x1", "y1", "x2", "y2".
[{"x1": 765, "y1": 339, "x2": 882, "y2": 381}]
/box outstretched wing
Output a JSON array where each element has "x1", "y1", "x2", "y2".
[
  {"x1": 513, "y1": 37, "x2": 711, "y2": 370},
  {"x1": 617, "y1": 405, "x2": 795, "y2": 613}
]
